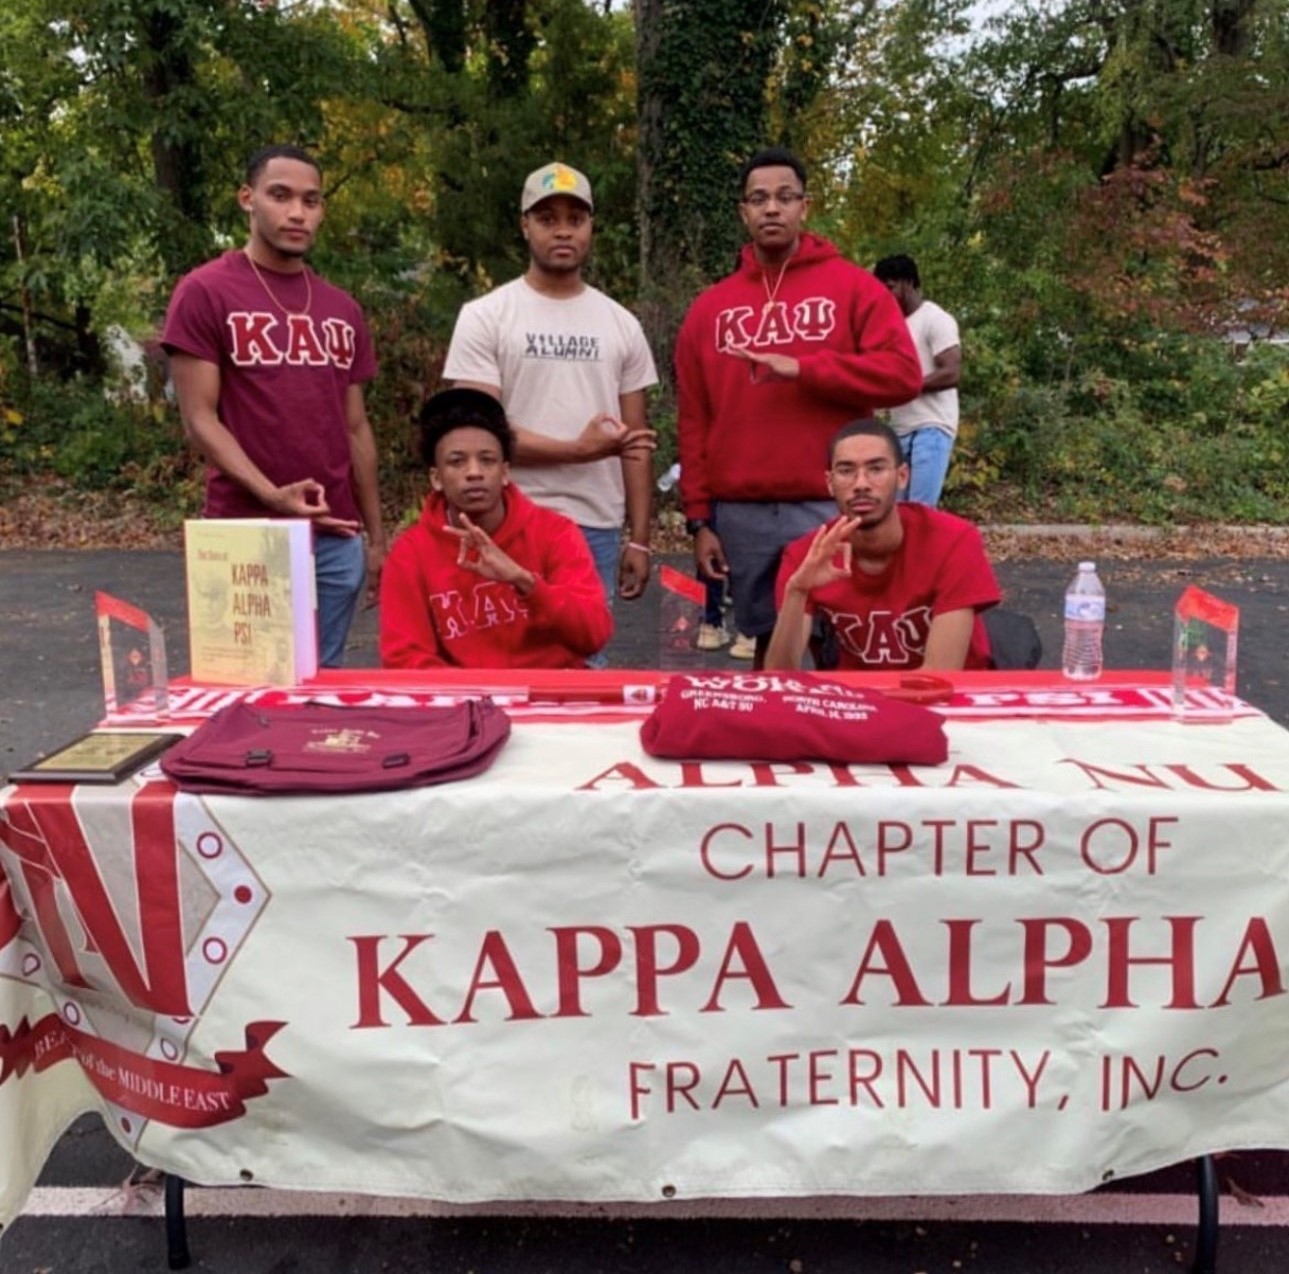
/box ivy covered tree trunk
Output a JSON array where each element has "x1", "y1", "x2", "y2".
[
  {"x1": 634, "y1": 0, "x2": 789, "y2": 389},
  {"x1": 141, "y1": 4, "x2": 211, "y2": 278}
]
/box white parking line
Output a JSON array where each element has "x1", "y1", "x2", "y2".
[{"x1": 18, "y1": 1187, "x2": 1289, "y2": 1226}]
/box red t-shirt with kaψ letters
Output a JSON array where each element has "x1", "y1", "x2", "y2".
[
  {"x1": 776, "y1": 504, "x2": 1000, "y2": 670},
  {"x1": 162, "y1": 250, "x2": 377, "y2": 527}
]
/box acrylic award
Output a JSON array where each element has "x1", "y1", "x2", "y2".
[
  {"x1": 96, "y1": 591, "x2": 170, "y2": 718},
  {"x1": 1172, "y1": 586, "x2": 1238, "y2": 724},
  {"x1": 657, "y1": 564, "x2": 708, "y2": 672}
]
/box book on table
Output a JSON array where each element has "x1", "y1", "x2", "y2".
[{"x1": 184, "y1": 518, "x2": 317, "y2": 685}]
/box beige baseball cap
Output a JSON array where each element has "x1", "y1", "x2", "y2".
[{"x1": 520, "y1": 162, "x2": 594, "y2": 214}]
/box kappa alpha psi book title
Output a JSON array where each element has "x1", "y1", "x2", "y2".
[{"x1": 184, "y1": 519, "x2": 318, "y2": 685}]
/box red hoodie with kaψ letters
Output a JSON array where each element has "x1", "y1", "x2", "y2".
[
  {"x1": 380, "y1": 484, "x2": 612, "y2": 669},
  {"x1": 676, "y1": 232, "x2": 921, "y2": 522}
]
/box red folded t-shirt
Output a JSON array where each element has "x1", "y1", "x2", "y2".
[{"x1": 640, "y1": 673, "x2": 947, "y2": 765}]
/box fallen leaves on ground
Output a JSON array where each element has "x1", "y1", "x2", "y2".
[
  {"x1": 0, "y1": 483, "x2": 182, "y2": 550},
  {"x1": 5, "y1": 482, "x2": 1289, "y2": 562}
]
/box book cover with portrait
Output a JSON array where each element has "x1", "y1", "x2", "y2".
[{"x1": 184, "y1": 519, "x2": 317, "y2": 685}]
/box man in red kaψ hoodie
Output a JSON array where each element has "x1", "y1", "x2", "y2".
[
  {"x1": 676, "y1": 146, "x2": 922, "y2": 668},
  {"x1": 380, "y1": 388, "x2": 612, "y2": 669}
]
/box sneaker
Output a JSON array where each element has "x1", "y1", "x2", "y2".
[
  {"x1": 728, "y1": 632, "x2": 757, "y2": 660},
  {"x1": 695, "y1": 622, "x2": 730, "y2": 651}
]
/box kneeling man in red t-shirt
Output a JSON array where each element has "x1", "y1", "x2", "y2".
[
  {"x1": 766, "y1": 418, "x2": 999, "y2": 672},
  {"x1": 380, "y1": 388, "x2": 612, "y2": 669}
]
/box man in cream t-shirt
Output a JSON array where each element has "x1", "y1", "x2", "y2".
[
  {"x1": 873, "y1": 253, "x2": 961, "y2": 507},
  {"x1": 444, "y1": 162, "x2": 658, "y2": 661}
]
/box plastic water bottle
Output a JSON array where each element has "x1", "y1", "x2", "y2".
[
  {"x1": 1063, "y1": 561, "x2": 1105, "y2": 680},
  {"x1": 657, "y1": 462, "x2": 680, "y2": 494}
]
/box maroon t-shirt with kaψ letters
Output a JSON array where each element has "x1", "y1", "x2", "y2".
[{"x1": 161, "y1": 250, "x2": 377, "y2": 527}]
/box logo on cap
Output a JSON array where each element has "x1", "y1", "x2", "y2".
[
  {"x1": 544, "y1": 165, "x2": 580, "y2": 195},
  {"x1": 521, "y1": 162, "x2": 593, "y2": 213}
]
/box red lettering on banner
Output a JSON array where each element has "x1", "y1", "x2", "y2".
[
  {"x1": 1, "y1": 783, "x2": 193, "y2": 1014},
  {"x1": 839, "y1": 920, "x2": 933, "y2": 1007},
  {"x1": 350, "y1": 934, "x2": 445, "y2": 1028},
  {"x1": 664, "y1": 1061, "x2": 702, "y2": 1111},
  {"x1": 1080, "y1": 817, "x2": 1178, "y2": 874},
  {"x1": 1164, "y1": 764, "x2": 1278, "y2": 792},
  {"x1": 0, "y1": 1014, "x2": 70, "y2": 1083},
  {"x1": 679, "y1": 762, "x2": 743, "y2": 789},
  {"x1": 628, "y1": 1047, "x2": 1054, "y2": 1116},
  {"x1": 697, "y1": 819, "x2": 1046, "y2": 882},
  {"x1": 700, "y1": 823, "x2": 753, "y2": 880},
  {"x1": 886, "y1": 763, "x2": 1019, "y2": 790},
  {"x1": 1063, "y1": 760, "x2": 1281, "y2": 792},
  {"x1": 878, "y1": 820, "x2": 913, "y2": 870},
  {"x1": 945, "y1": 764, "x2": 1021, "y2": 789},
  {"x1": 712, "y1": 1057, "x2": 759, "y2": 1109},
  {"x1": 700, "y1": 921, "x2": 791, "y2": 1012},
  {"x1": 943, "y1": 920, "x2": 1011, "y2": 1006},
  {"x1": 455, "y1": 930, "x2": 542, "y2": 1023},
  {"x1": 551, "y1": 925, "x2": 623, "y2": 1017},
  {"x1": 0, "y1": 876, "x2": 21, "y2": 949},
  {"x1": 350, "y1": 911, "x2": 1286, "y2": 1034},
  {"x1": 1209, "y1": 918, "x2": 1286, "y2": 1005},
  {"x1": 1099, "y1": 1048, "x2": 1221, "y2": 1110},
  {"x1": 0, "y1": 1012, "x2": 286, "y2": 1127},
  {"x1": 821, "y1": 822, "x2": 865, "y2": 875},
  {"x1": 1102, "y1": 916, "x2": 1200, "y2": 1009},
  {"x1": 748, "y1": 762, "x2": 815, "y2": 787},
  {"x1": 767, "y1": 822, "x2": 805, "y2": 876},
  {"x1": 580, "y1": 760, "x2": 1020, "y2": 791},
  {"x1": 629, "y1": 924, "x2": 701, "y2": 1016},
  {"x1": 628, "y1": 1062, "x2": 652, "y2": 1117},
  {"x1": 577, "y1": 763, "x2": 663, "y2": 791},
  {"x1": 809, "y1": 1050, "x2": 840, "y2": 1105},
  {"x1": 1018, "y1": 919, "x2": 1094, "y2": 1004}
]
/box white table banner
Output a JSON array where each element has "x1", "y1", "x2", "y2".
[{"x1": 5, "y1": 707, "x2": 1289, "y2": 1228}]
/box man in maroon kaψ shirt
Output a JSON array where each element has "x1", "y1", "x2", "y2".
[{"x1": 162, "y1": 143, "x2": 386, "y2": 667}]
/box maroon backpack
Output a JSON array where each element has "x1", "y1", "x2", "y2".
[{"x1": 161, "y1": 699, "x2": 510, "y2": 795}]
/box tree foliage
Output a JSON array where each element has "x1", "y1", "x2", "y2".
[{"x1": 1, "y1": 0, "x2": 1287, "y2": 526}]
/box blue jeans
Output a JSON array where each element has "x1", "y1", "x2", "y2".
[
  {"x1": 314, "y1": 534, "x2": 365, "y2": 668},
  {"x1": 897, "y1": 427, "x2": 955, "y2": 507},
  {"x1": 579, "y1": 525, "x2": 619, "y2": 669}
]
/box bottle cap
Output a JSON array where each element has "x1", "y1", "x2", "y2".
[{"x1": 1078, "y1": 560, "x2": 1096, "y2": 571}]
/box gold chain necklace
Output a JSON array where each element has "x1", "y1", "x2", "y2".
[
  {"x1": 244, "y1": 250, "x2": 313, "y2": 317},
  {"x1": 761, "y1": 259, "x2": 789, "y2": 315}
]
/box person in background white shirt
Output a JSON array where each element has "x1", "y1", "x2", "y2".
[{"x1": 873, "y1": 254, "x2": 961, "y2": 507}]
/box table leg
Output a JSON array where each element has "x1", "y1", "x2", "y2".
[
  {"x1": 1192, "y1": 1154, "x2": 1219, "y2": 1274},
  {"x1": 164, "y1": 1174, "x2": 191, "y2": 1270}
]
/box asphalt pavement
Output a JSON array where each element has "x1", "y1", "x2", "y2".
[{"x1": 3, "y1": 546, "x2": 1289, "y2": 1273}]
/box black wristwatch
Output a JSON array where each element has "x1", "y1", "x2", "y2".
[{"x1": 685, "y1": 518, "x2": 712, "y2": 537}]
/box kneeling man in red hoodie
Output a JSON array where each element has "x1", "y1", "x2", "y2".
[{"x1": 380, "y1": 388, "x2": 613, "y2": 668}]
